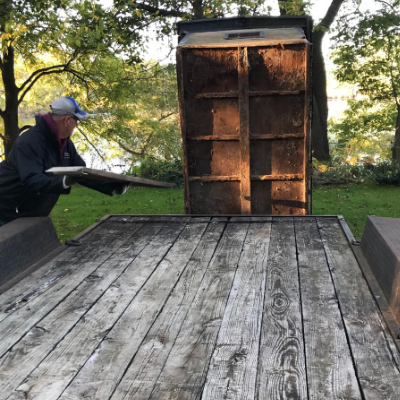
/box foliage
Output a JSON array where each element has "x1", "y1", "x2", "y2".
[
  {"x1": 130, "y1": 157, "x2": 183, "y2": 186},
  {"x1": 329, "y1": 99, "x2": 395, "y2": 161},
  {"x1": 374, "y1": 159, "x2": 400, "y2": 185},
  {"x1": 278, "y1": 1, "x2": 311, "y2": 15},
  {"x1": 332, "y1": 1, "x2": 400, "y2": 161}
]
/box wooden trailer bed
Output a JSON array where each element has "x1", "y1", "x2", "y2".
[{"x1": 0, "y1": 215, "x2": 400, "y2": 399}]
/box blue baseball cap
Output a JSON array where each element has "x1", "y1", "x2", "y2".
[{"x1": 50, "y1": 96, "x2": 89, "y2": 120}]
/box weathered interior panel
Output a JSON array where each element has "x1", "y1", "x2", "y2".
[
  {"x1": 189, "y1": 182, "x2": 241, "y2": 214},
  {"x1": 248, "y1": 46, "x2": 306, "y2": 91},
  {"x1": 187, "y1": 141, "x2": 240, "y2": 176},
  {"x1": 186, "y1": 98, "x2": 240, "y2": 137},
  {"x1": 178, "y1": 28, "x2": 311, "y2": 215},
  {"x1": 182, "y1": 49, "x2": 239, "y2": 95},
  {"x1": 249, "y1": 96, "x2": 305, "y2": 135}
]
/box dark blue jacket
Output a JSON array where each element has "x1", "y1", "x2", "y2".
[{"x1": 0, "y1": 116, "x2": 117, "y2": 222}]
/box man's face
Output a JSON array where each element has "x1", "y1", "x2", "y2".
[{"x1": 59, "y1": 115, "x2": 80, "y2": 139}]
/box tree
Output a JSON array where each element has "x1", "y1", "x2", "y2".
[
  {"x1": 332, "y1": 2, "x2": 400, "y2": 162},
  {"x1": 0, "y1": 0, "x2": 147, "y2": 159},
  {"x1": 278, "y1": 0, "x2": 351, "y2": 161}
]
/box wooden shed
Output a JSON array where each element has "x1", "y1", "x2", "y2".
[{"x1": 177, "y1": 25, "x2": 312, "y2": 215}]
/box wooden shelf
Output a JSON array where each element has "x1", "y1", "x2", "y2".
[
  {"x1": 195, "y1": 90, "x2": 305, "y2": 99},
  {"x1": 187, "y1": 133, "x2": 304, "y2": 141},
  {"x1": 188, "y1": 174, "x2": 303, "y2": 182}
]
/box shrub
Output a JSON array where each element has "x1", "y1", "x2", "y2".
[
  {"x1": 130, "y1": 157, "x2": 184, "y2": 186},
  {"x1": 374, "y1": 159, "x2": 400, "y2": 185}
]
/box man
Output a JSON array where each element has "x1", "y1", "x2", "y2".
[{"x1": 0, "y1": 97, "x2": 128, "y2": 227}]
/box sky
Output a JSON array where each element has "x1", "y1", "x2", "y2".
[{"x1": 100, "y1": 0, "x2": 378, "y2": 66}]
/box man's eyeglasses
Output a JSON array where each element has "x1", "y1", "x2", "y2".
[{"x1": 70, "y1": 116, "x2": 80, "y2": 125}]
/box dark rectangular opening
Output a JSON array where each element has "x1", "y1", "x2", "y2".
[{"x1": 224, "y1": 31, "x2": 265, "y2": 40}]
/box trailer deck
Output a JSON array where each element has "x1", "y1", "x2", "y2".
[{"x1": 1, "y1": 215, "x2": 400, "y2": 399}]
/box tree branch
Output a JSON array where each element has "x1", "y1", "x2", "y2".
[
  {"x1": 115, "y1": 140, "x2": 145, "y2": 157},
  {"x1": 77, "y1": 127, "x2": 111, "y2": 170},
  {"x1": 18, "y1": 64, "x2": 67, "y2": 93},
  {"x1": 134, "y1": 3, "x2": 186, "y2": 17},
  {"x1": 159, "y1": 112, "x2": 177, "y2": 122},
  {"x1": 319, "y1": 0, "x2": 346, "y2": 30}
]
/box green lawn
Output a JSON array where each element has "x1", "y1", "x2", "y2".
[{"x1": 50, "y1": 182, "x2": 400, "y2": 241}]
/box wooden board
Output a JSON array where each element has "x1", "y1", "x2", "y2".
[
  {"x1": 46, "y1": 167, "x2": 177, "y2": 188},
  {"x1": 0, "y1": 216, "x2": 399, "y2": 400}
]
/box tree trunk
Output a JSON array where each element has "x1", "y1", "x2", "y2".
[
  {"x1": 1, "y1": 46, "x2": 20, "y2": 158},
  {"x1": 311, "y1": 31, "x2": 330, "y2": 161},
  {"x1": 392, "y1": 105, "x2": 400, "y2": 163},
  {"x1": 192, "y1": 0, "x2": 204, "y2": 19}
]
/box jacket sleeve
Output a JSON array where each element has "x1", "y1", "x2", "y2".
[{"x1": 15, "y1": 139, "x2": 68, "y2": 194}]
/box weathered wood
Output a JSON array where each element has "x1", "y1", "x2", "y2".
[
  {"x1": 189, "y1": 175, "x2": 240, "y2": 182},
  {"x1": 0, "y1": 219, "x2": 148, "y2": 358},
  {"x1": 295, "y1": 218, "x2": 362, "y2": 399},
  {"x1": 318, "y1": 217, "x2": 400, "y2": 400},
  {"x1": 257, "y1": 218, "x2": 307, "y2": 400},
  {"x1": 304, "y1": 43, "x2": 312, "y2": 214},
  {"x1": 149, "y1": 221, "x2": 249, "y2": 399},
  {"x1": 187, "y1": 133, "x2": 305, "y2": 141},
  {"x1": 46, "y1": 167, "x2": 176, "y2": 188},
  {"x1": 195, "y1": 90, "x2": 305, "y2": 99},
  {"x1": 202, "y1": 218, "x2": 272, "y2": 399},
  {"x1": 111, "y1": 218, "x2": 227, "y2": 399},
  {"x1": 252, "y1": 174, "x2": 304, "y2": 181},
  {"x1": 239, "y1": 47, "x2": 251, "y2": 214},
  {"x1": 0, "y1": 220, "x2": 165, "y2": 399},
  {"x1": 49, "y1": 218, "x2": 208, "y2": 400}
]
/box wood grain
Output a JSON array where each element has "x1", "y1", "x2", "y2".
[
  {"x1": 201, "y1": 218, "x2": 272, "y2": 399},
  {"x1": 0, "y1": 220, "x2": 165, "y2": 399},
  {"x1": 318, "y1": 217, "x2": 400, "y2": 400},
  {"x1": 54, "y1": 218, "x2": 210, "y2": 400},
  {"x1": 149, "y1": 221, "x2": 249, "y2": 399},
  {"x1": 111, "y1": 218, "x2": 227, "y2": 400},
  {"x1": 238, "y1": 46, "x2": 251, "y2": 214},
  {"x1": 7, "y1": 218, "x2": 191, "y2": 400},
  {"x1": 257, "y1": 217, "x2": 307, "y2": 400},
  {"x1": 295, "y1": 218, "x2": 362, "y2": 399}
]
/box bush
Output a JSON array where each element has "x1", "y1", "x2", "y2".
[
  {"x1": 374, "y1": 159, "x2": 400, "y2": 185},
  {"x1": 130, "y1": 157, "x2": 184, "y2": 186}
]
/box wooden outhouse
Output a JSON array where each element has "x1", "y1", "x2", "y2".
[{"x1": 177, "y1": 20, "x2": 312, "y2": 215}]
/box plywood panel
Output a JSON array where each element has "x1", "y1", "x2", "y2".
[
  {"x1": 186, "y1": 98, "x2": 240, "y2": 137},
  {"x1": 248, "y1": 46, "x2": 306, "y2": 91},
  {"x1": 271, "y1": 181, "x2": 306, "y2": 215},
  {"x1": 271, "y1": 139, "x2": 304, "y2": 175},
  {"x1": 249, "y1": 96, "x2": 304, "y2": 135},
  {"x1": 189, "y1": 182, "x2": 241, "y2": 214},
  {"x1": 187, "y1": 141, "x2": 240, "y2": 176},
  {"x1": 182, "y1": 49, "x2": 238, "y2": 96}
]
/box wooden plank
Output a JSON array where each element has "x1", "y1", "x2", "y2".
[
  {"x1": 54, "y1": 218, "x2": 210, "y2": 400},
  {"x1": 201, "y1": 218, "x2": 272, "y2": 399},
  {"x1": 176, "y1": 49, "x2": 192, "y2": 213},
  {"x1": 257, "y1": 218, "x2": 307, "y2": 400},
  {"x1": 7, "y1": 218, "x2": 192, "y2": 400},
  {"x1": 317, "y1": 218, "x2": 400, "y2": 400},
  {"x1": 252, "y1": 174, "x2": 304, "y2": 181},
  {"x1": 238, "y1": 46, "x2": 251, "y2": 214},
  {"x1": 0, "y1": 216, "x2": 165, "y2": 399},
  {"x1": 0, "y1": 218, "x2": 147, "y2": 359},
  {"x1": 187, "y1": 133, "x2": 305, "y2": 141},
  {"x1": 294, "y1": 218, "x2": 362, "y2": 399},
  {"x1": 304, "y1": 43, "x2": 311, "y2": 214},
  {"x1": 111, "y1": 218, "x2": 227, "y2": 399},
  {"x1": 189, "y1": 176, "x2": 240, "y2": 182},
  {"x1": 149, "y1": 220, "x2": 249, "y2": 399},
  {"x1": 195, "y1": 90, "x2": 304, "y2": 99},
  {"x1": 46, "y1": 167, "x2": 176, "y2": 188},
  {"x1": 0, "y1": 216, "x2": 112, "y2": 317}
]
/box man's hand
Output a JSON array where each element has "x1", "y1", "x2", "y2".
[
  {"x1": 63, "y1": 176, "x2": 77, "y2": 188},
  {"x1": 112, "y1": 183, "x2": 130, "y2": 195}
]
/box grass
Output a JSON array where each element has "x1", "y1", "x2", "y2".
[
  {"x1": 50, "y1": 185, "x2": 184, "y2": 241},
  {"x1": 50, "y1": 181, "x2": 400, "y2": 242}
]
